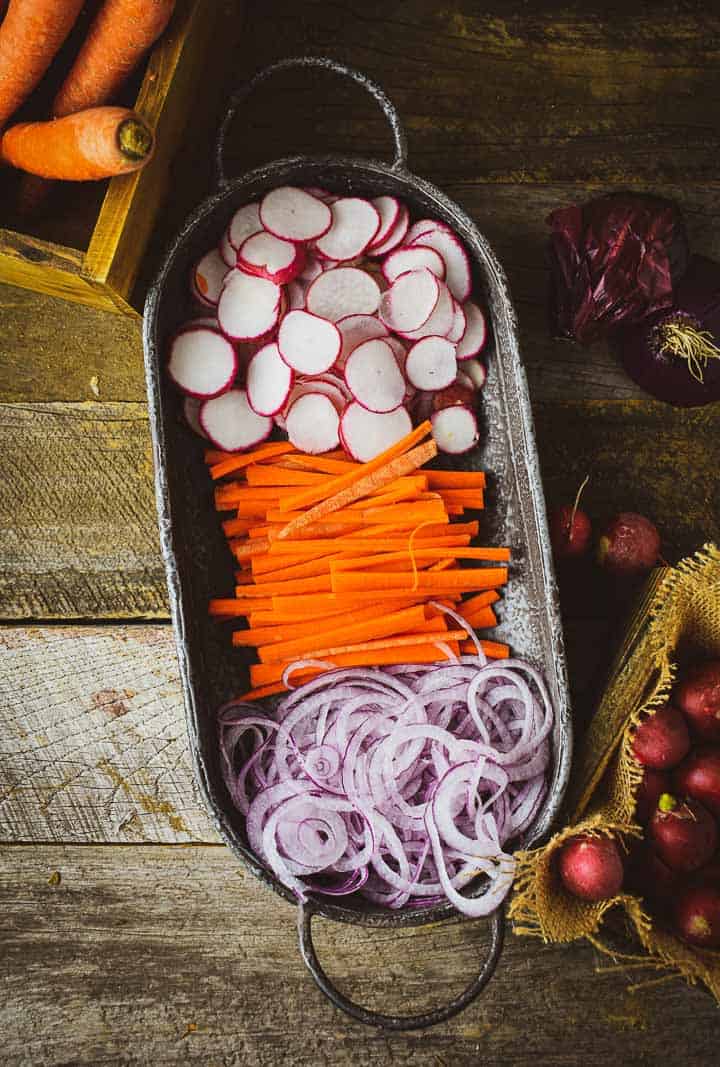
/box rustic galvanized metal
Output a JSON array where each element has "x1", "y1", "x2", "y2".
[{"x1": 142, "y1": 57, "x2": 572, "y2": 1031}]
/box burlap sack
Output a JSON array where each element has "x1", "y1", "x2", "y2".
[{"x1": 509, "y1": 544, "x2": 720, "y2": 1000}]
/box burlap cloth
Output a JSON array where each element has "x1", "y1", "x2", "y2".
[{"x1": 509, "y1": 544, "x2": 720, "y2": 1000}]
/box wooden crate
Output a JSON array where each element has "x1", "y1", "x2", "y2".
[{"x1": 0, "y1": 0, "x2": 215, "y2": 318}]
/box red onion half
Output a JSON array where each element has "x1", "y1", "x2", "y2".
[{"x1": 218, "y1": 637, "x2": 553, "y2": 918}]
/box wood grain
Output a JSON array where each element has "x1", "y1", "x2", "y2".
[{"x1": 1, "y1": 843, "x2": 717, "y2": 1066}]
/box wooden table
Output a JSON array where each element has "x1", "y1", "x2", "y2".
[{"x1": 2, "y1": 2, "x2": 720, "y2": 1062}]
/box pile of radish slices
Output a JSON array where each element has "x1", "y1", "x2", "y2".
[{"x1": 168, "y1": 186, "x2": 487, "y2": 460}]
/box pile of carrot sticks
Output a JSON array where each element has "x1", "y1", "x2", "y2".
[{"x1": 206, "y1": 421, "x2": 510, "y2": 699}]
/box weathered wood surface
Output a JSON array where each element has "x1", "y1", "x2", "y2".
[{"x1": 1, "y1": 843, "x2": 718, "y2": 1067}]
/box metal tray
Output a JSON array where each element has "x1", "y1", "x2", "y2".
[{"x1": 143, "y1": 57, "x2": 572, "y2": 1031}]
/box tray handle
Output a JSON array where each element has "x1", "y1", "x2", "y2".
[
  {"x1": 215, "y1": 56, "x2": 408, "y2": 188},
  {"x1": 297, "y1": 900, "x2": 505, "y2": 1031}
]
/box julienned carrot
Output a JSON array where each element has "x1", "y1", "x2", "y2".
[
  {"x1": 211, "y1": 597, "x2": 274, "y2": 616},
  {"x1": 266, "y1": 534, "x2": 471, "y2": 557},
  {"x1": 332, "y1": 546, "x2": 511, "y2": 569},
  {"x1": 331, "y1": 568, "x2": 508, "y2": 593},
  {"x1": 250, "y1": 643, "x2": 461, "y2": 687},
  {"x1": 459, "y1": 606, "x2": 497, "y2": 630},
  {"x1": 53, "y1": 0, "x2": 176, "y2": 118},
  {"x1": 253, "y1": 554, "x2": 345, "y2": 584},
  {"x1": 459, "y1": 590, "x2": 501, "y2": 613},
  {"x1": 248, "y1": 597, "x2": 431, "y2": 627},
  {"x1": 435, "y1": 490, "x2": 485, "y2": 509},
  {"x1": 266, "y1": 501, "x2": 447, "y2": 528},
  {"x1": 460, "y1": 639, "x2": 510, "y2": 659},
  {"x1": 209, "y1": 442, "x2": 295, "y2": 479},
  {"x1": 234, "y1": 602, "x2": 429, "y2": 648},
  {"x1": 425, "y1": 471, "x2": 487, "y2": 490},
  {"x1": 222, "y1": 517, "x2": 253, "y2": 538},
  {"x1": 1, "y1": 107, "x2": 154, "y2": 179},
  {"x1": 278, "y1": 454, "x2": 358, "y2": 475},
  {"x1": 271, "y1": 626, "x2": 467, "y2": 664},
  {"x1": 257, "y1": 604, "x2": 430, "y2": 663},
  {"x1": 245, "y1": 466, "x2": 325, "y2": 487},
  {"x1": 236, "y1": 575, "x2": 332, "y2": 598},
  {"x1": 0, "y1": 0, "x2": 84, "y2": 129}
]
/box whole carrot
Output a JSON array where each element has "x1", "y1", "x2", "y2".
[
  {"x1": 0, "y1": 0, "x2": 84, "y2": 128},
  {"x1": 1, "y1": 106, "x2": 154, "y2": 179},
  {"x1": 53, "y1": 0, "x2": 177, "y2": 117}
]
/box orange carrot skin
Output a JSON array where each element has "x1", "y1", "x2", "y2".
[
  {"x1": 53, "y1": 0, "x2": 176, "y2": 117},
  {"x1": 1, "y1": 106, "x2": 154, "y2": 179},
  {"x1": 0, "y1": 0, "x2": 84, "y2": 128}
]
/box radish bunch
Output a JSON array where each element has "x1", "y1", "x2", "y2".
[{"x1": 168, "y1": 186, "x2": 487, "y2": 458}]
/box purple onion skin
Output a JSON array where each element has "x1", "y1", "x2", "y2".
[{"x1": 612, "y1": 255, "x2": 720, "y2": 407}]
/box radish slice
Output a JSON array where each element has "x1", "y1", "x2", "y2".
[
  {"x1": 336, "y1": 313, "x2": 388, "y2": 367},
  {"x1": 183, "y1": 396, "x2": 207, "y2": 438},
  {"x1": 287, "y1": 280, "x2": 306, "y2": 310},
  {"x1": 167, "y1": 327, "x2": 237, "y2": 398},
  {"x1": 340, "y1": 402, "x2": 413, "y2": 462},
  {"x1": 344, "y1": 338, "x2": 406, "y2": 414},
  {"x1": 304, "y1": 186, "x2": 334, "y2": 202},
  {"x1": 368, "y1": 196, "x2": 400, "y2": 249},
  {"x1": 228, "y1": 202, "x2": 262, "y2": 250},
  {"x1": 446, "y1": 299, "x2": 467, "y2": 343},
  {"x1": 405, "y1": 336, "x2": 458, "y2": 391},
  {"x1": 246, "y1": 342, "x2": 294, "y2": 416},
  {"x1": 379, "y1": 269, "x2": 440, "y2": 333},
  {"x1": 260, "y1": 185, "x2": 332, "y2": 242},
  {"x1": 456, "y1": 370, "x2": 474, "y2": 390},
  {"x1": 278, "y1": 310, "x2": 341, "y2": 375},
  {"x1": 463, "y1": 357, "x2": 487, "y2": 389},
  {"x1": 218, "y1": 270, "x2": 281, "y2": 341},
  {"x1": 431, "y1": 405, "x2": 479, "y2": 455},
  {"x1": 305, "y1": 266, "x2": 380, "y2": 321},
  {"x1": 286, "y1": 392, "x2": 340, "y2": 453},
  {"x1": 394, "y1": 278, "x2": 454, "y2": 341},
  {"x1": 237, "y1": 231, "x2": 305, "y2": 284},
  {"x1": 315, "y1": 197, "x2": 380, "y2": 261},
  {"x1": 369, "y1": 203, "x2": 409, "y2": 257},
  {"x1": 219, "y1": 230, "x2": 237, "y2": 268},
  {"x1": 456, "y1": 301, "x2": 487, "y2": 359},
  {"x1": 200, "y1": 388, "x2": 272, "y2": 452},
  {"x1": 287, "y1": 378, "x2": 346, "y2": 414},
  {"x1": 382, "y1": 245, "x2": 446, "y2": 284},
  {"x1": 404, "y1": 218, "x2": 454, "y2": 246},
  {"x1": 193, "y1": 249, "x2": 228, "y2": 306},
  {"x1": 411, "y1": 230, "x2": 472, "y2": 302}
]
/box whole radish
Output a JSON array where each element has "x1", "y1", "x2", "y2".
[
  {"x1": 634, "y1": 767, "x2": 671, "y2": 824},
  {"x1": 673, "y1": 747, "x2": 720, "y2": 816},
  {"x1": 625, "y1": 841, "x2": 678, "y2": 917},
  {"x1": 632, "y1": 703, "x2": 690, "y2": 770},
  {"x1": 674, "y1": 886, "x2": 720, "y2": 948},
  {"x1": 691, "y1": 856, "x2": 720, "y2": 890},
  {"x1": 674, "y1": 660, "x2": 720, "y2": 742},
  {"x1": 597, "y1": 512, "x2": 660, "y2": 576},
  {"x1": 557, "y1": 833, "x2": 624, "y2": 902},
  {"x1": 549, "y1": 475, "x2": 591, "y2": 560},
  {"x1": 649, "y1": 793, "x2": 717, "y2": 873}
]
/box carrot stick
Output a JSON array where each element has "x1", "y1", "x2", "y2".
[
  {"x1": 332, "y1": 547, "x2": 511, "y2": 569},
  {"x1": 234, "y1": 601, "x2": 427, "y2": 647},
  {"x1": 436, "y1": 490, "x2": 485, "y2": 509},
  {"x1": 235, "y1": 575, "x2": 333, "y2": 598},
  {"x1": 0, "y1": 0, "x2": 84, "y2": 129},
  {"x1": 250, "y1": 642, "x2": 460, "y2": 687},
  {"x1": 265, "y1": 534, "x2": 469, "y2": 557},
  {"x1": 425, "y1": 471, "x2": 487, "y2": 490},
  {"x1": 268, "y1": 593, "x2": 460, "y2": 614},
  {"x1": 459, "y1": 590, "x2": 501, "y2": 612},
  {"x1": 460, "y1": 640, "x2": 510, "y2": 659},
  {"x1": 245, "y1": 466, "x2": 325, "y2": 487},
  {"x1": 253, "y1": 554, "x2": 344, "y2": 584},
  {"x1": 209, "y1": 597, "x2": 273, "y2": 617},
  {"x1": 257, "y1": 605, "x2": 429, "y2": 663},
  {"x1": 1, "y1": 107, "x2": 154, "y2": 179},
  {"x1": 272, "y1": 626, "x2": 468, "y2": 663},
  {"x1": 52, "y1": 0, "x2": 176, "y2": 118},
  {"x1": 249, "y1": 597, "x2": 430, "y2": 626},
  {"x1": 278, "y1": 454, "x2": 356, "y2": 475},
  {"x1": 458, "y1": 606, "x2": 498, "y2": 630},
  {"x1": 332, "y1": 568, "x2": 508, "y2": 593},
  {"x1": 222, "y1": 517, "x2": 253, "y2": 538},
  {"x1": 209, "y1": 442, "x2": 295, "y2": 480}
]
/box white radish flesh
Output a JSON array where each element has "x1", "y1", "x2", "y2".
[
  {"x1": 200, "y1": 389, "x2": 272, "y2": 452},
  {"x1": 286, "y1": 392, "x2": 340, "y2": 453},
  {"x1": 260, "y1": 186, "x2": 332, "y2": 242},
  {"x1": 369, "y1": 203, "x2": 409, "y2": 257},
  {"x1": 219, "y1": 230, "x2": 237, "y2": 268},
  {"x1": 456, "y1": 301, "x2": 487, "y2": 359},
  {"x1": 167, "y1": 327, "x2": 237, "y2": 398},
  {"x1": 315, "y1": 197, "x2": 380, "y2": 261},
  {"x1": 246, "y1": 342, "x2": 294, "y2": 416},
  {"x1": 193, "y1": 249, "x2": 228, "y2": 306},
  {"x1": 382, "y1": 245, "x2": 445, "y2": 284},
  {"x1": 344, "y1": 338, "x2": 406, "y2": 413},
  {"x1": 404, "y1": 218, "x2": 454, "y2": 245},
  {"x1": 340, "y1": 403, "x2": 412, "y2": 462},
  {"x1": 217, "y1": 270, "x2": 281, "y2": 341},
  {"x1": 463, "y1": 357, "x2": 487, "y2": 388},
  {"x1": 278, "y1": 310, "x2": 341, "y2": 375},
  {"x1": 396, "y1": 278, "x2": 454, "y2": 340},
  {"x1": 368, "y1": 196, "x2": 400, "y2": 249},
  {"x1": 287, "y1": 378, "x2": 347, "y2": 414},
  {"x1": 431, "y1": 405, "x2": 479, "y2": 455},
  {"x1": 228, "y1": 202, "x2": 262, "y2": 250},
  {"x1": 411, "y1": 230, "x2": 472, "y2": 302},
  {"x1": 446, "y1": 299, "x2": 467, "y2": 343},
  {"x1": 305, "y1": 266, "x2": 380, "y2": 321},
  {"x1": 379, "y1": 269, "x2": 440, "y2": 333},
  {"x1": 238, "y1": 231, "x2": 304, "y2": 284},
  {"x1": 336, "y1": 313, "x2": 388, "y2": 367},
  {"x1": 183, "y1": 396, "x2": 207, "y2": 438},
  {"x1": 405, "y1": 336, "x2": 458, "y2": 392}
]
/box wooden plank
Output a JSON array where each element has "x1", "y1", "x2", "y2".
[
  {"x1": 1, "y1": 843, "x2": 717, "y2": 1065},
  {"x1": 0, "y1": 231, "x2": 126, "y2": 314},
  {"x1": 0, "y1": 403, "x2": 167, "y2": 619}
]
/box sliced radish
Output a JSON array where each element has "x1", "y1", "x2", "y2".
[
  {"x1": 193, "y1": 248, "x2": 228, "y2": 306},
  {"x1": 286, "y1": 392, "x2": 340, "y2": 453},
  {"x1": 369, "y1": 203, "x2": 409, "y2": 257},
  {"x1": 336, "y1": 313, "x2": 388, "y2": 367},
  {"x1": 217, "y1": 270, "x2": 281, "y2": 341},
  {"x1": 304, "y1": 186, "x2": 334, "y2": 202},
  {"x1": 228, "y1": 202, "x2": 262, "y2": 250},
  {"x1": 404, "y1": 218, "x2": 454, "y2": 246},
  {"x1": 446, "y1": 299, "x2": 467, "y2": 343},
  {"x1": 431, "y1": 405, "x2": 479, "y2": 455},
  {"x1": 315, "y1": 197, "x2": 380, "y2": 261},
  {"x1": 340, "y1": 402, "x2": 412, "y2": 462},
  {"x1": 237, "y1": 231, "x2": 305, "y2": 285},
  {"x1": 219, "y1": 230, "x2": 237, "y2": 268},
  {"x1": 405, "y1": 336, "x2": 458, "y2": 392},
  {"x1": 246, "y1": 342, "x2": 294, "y2": 416},
  {"x1": 287, "y1": 378, "x2": 346, "y2": 414},
  {"x1": 305, "y1": 266, "x2": 380, "y2": 321},
  {"x1": 368, "y1": 196, "x2": 401, "y2": 250},
  {"x1": 379, "y1": 269, "x2": 439, "y2": 333},
  {"x1": 200, "y1": 388, "x2": 272, "y2": 452},
  {"x1": 344, "y1": 338, "x2": 405, "y2": 414},
  {"x1": 260, "y1": 186, "x2": 332, "y2": 242},
  {"x1": 456, "y1": 301, "x2": 487, "y2": 359},
  {"x1": 167, "y1": 327, "x2": 237, "y2": 398},
  {"x1": 456, "y1": 370, "x2": 475, "y2": 390},
  {"x1": 411, "y1": 230, "x2": 472, "y2": 302},
  {"x1": 287, "y1": 280, "x2": 306, "y2": 310},
  {"x1": 299, "y1": 256, "x2": 324, "y2": 285},
  {"x1": 382, "y1": 245, "x2": 445, "y2": 285},
  {"x1": 463, "y1": 357, "x2": 487, "y2": 389},
  {"x1": 397, "y1": 279, "x2": 454, "y2": 341},
  {"x1": 278, "y1": 310, "x2": 341, "y2": 375},
  {"x1": 183, "y1": 396, "x2": 207, "y2": 438}
]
